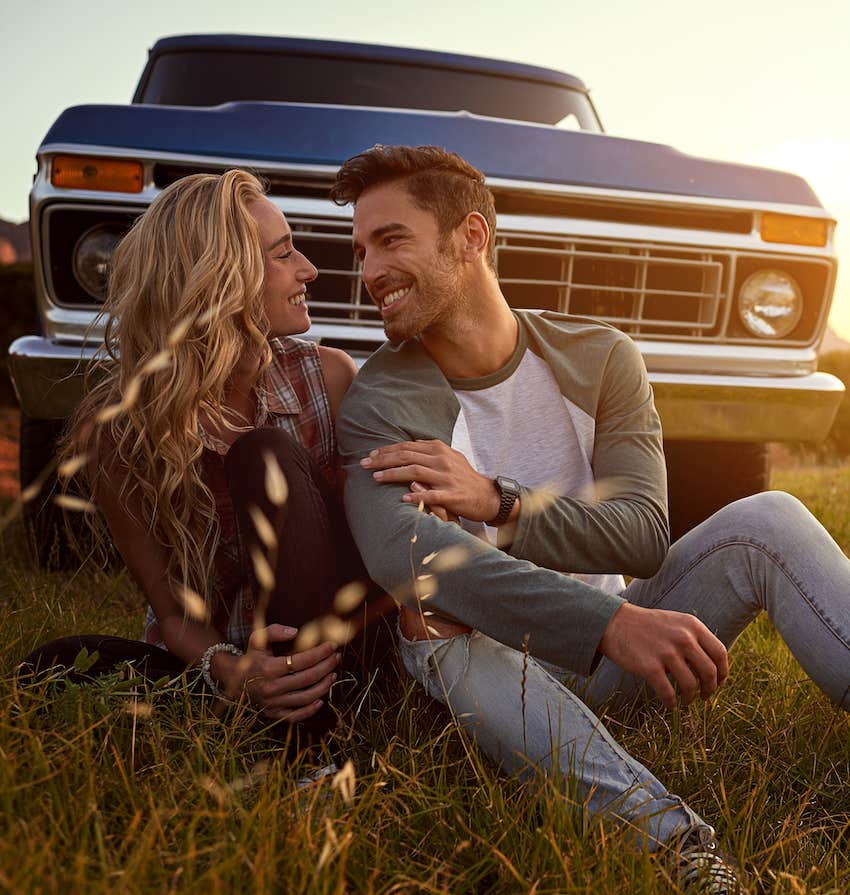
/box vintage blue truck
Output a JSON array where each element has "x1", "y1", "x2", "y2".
[{"x1": 8, "y1": 33, "x2": 843, "y2": 547}]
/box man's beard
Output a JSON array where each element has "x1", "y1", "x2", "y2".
[{"x1": 383, "y1": 248, "x2": 465, "y2": 345}]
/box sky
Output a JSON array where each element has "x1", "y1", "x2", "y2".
[{"x1": 3, "y1": 0, "x2": 850, "y2": 336}]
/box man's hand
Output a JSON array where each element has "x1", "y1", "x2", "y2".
[
  {"x1": 361, "y1": 439, "x2": 500, "y2": 522},
  {"x1": 215, "y1": 624, "x2": 340, "y2": 721},
  {"x1": 410, "y1": 480, "x2": 460, "y2": 524},
  {"x1": 599, "y1": 603, "x2": 728, "y2": 708}
]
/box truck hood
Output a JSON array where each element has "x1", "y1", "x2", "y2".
[{"x1": 42, "y1": 102, "x2": 822, "y2": 207}]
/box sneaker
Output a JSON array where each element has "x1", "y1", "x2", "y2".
[
  {"x1": 289, "y1": 762, "x2": 338, "y2": 821},
  {"x1": 296, "y1": 761, "x2": 338, "y2": 790},
  {"x1": 676, "y1": 826, "x2": 748, "y2": 894}
]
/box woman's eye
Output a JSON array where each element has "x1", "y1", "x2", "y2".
[{"x1": 277, "y1": 250, "x2": 293, "y2": 260}]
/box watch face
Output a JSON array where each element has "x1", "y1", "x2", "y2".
[
  {"x1": 490, "y1": 475, "x2": 520, "y2": 525},
  {"x1": 496, "y1": 476, "x2": 520, "y2": 494}
]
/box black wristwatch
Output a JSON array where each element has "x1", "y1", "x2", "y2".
[{"x1": 488, "y1": 475, "x2": 521, "y2": 526}]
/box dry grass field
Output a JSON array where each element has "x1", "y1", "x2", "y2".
[{"x1": 0, "y1": 408, "x2": 848, "y2": 894}]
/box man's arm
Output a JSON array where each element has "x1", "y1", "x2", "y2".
[
  {"x1": 360, "y1": 335, "x2": 669, "y2": 579},
  {"x1": 508, "y1": 335, "x2": 669, "y2": 578},
  {"x1": 338, "y1": 342, "x2": 727, "y2": 705},
  {"x1": 336, "y1": 355, "x2": 625, "y2": 676},
  {"x1": 352, "y1": 421, "x2": 727, "y2": 706}
]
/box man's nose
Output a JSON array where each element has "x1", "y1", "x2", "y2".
[{"x1": 360, "y1": 252, "x2": 385, "y2": 296}]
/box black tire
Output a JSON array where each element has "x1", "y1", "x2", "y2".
[
  {"x1": 664, "y1": 440, "x2": 770, "y2": 542},
  {"x1": 19, "y1": 413, "x2": 74, "y2": 568}
]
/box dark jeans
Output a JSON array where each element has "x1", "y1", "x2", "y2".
[{"x1": 20, "y1": 427, "x2": 394, "y2": 747}]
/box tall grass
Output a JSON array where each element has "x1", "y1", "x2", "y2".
[{"x1": 1, "y1": 467, "x2": 848, "y2": 893}]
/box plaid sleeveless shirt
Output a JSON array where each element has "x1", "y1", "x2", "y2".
[{"x1": 143, "y1": 337, "x2": 336, "y2": 649}]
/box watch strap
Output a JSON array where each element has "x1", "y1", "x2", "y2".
[{"x1": 488, "y1": 476, "x2": 520, "y2": 526}]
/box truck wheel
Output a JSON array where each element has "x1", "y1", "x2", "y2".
[
  {"x1": 664, "y1": 440, "x2": 770, "y2": 542},
  {"x1": 19, "y1": 413, "x2": 73, "y2": 568}
]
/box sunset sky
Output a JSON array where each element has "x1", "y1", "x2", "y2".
[{"x1": 4, "y1": 0, "x2": 849, "y2": 336}]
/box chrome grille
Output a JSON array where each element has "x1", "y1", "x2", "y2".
[
  {"x1": 291, "y1": 219, "x2": 381, "y2": 326},
  {"x1": 495, "y1": 233, "x2": 727, "y2": 338},
  {"x1": 292, "y1": 217, "x2": 732, "y2": 340}
]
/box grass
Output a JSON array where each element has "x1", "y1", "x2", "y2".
[{"x1": 0, "y1": 440, "x2": 849, "y2": 893}]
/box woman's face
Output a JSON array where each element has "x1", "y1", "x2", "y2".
[{"x1": 249, "y1": 196, "x2": 318, "y2": 337}]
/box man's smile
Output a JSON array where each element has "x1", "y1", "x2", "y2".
[{"x1": 374, "y1": 284, "x2": 413, "y2": 315}]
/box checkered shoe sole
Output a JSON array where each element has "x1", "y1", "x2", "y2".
[{"x1": 678, "y1": 841, "x2": 748, "y2": 894}]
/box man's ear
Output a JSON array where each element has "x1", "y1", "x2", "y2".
[{"x1": 458, "y1": 212, "x2": 490, "y2": 262}]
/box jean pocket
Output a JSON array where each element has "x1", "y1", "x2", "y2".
[{"x1": 397, "y1": 623, "x2": 469, "y2": 706}]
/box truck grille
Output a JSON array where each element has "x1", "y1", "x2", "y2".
[
  {"x1": 293, "y1": 217, "x2": 730, "y2": 340},
  {"x1": 291, "y1": 220, "x2": 380, "y2": 326},
  {"x1": 48, "y1": 207, "x2": 827, "y2": 346},
  {"x1": 496, "y1": 233, "x2": 727, "y2": 337}
]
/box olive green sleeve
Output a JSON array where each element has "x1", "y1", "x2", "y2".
[
  {"x1": 336, "y1": 343, "x2": 625, "y2": 675},
  {"x1": 509, "y1": 331, "x2": 670, "y2": 578}
]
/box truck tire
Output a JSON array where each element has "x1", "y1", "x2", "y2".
[
  {"x1": 19, "y1": 413, "x2": 73, "y2": 568},
  {"x1": 664, "y1": 440, "x2": 770, "y2": 542}
]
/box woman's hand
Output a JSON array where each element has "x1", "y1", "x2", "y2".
[{"x1": 216, "y1": 623, "x2": 341, "y2": 721}]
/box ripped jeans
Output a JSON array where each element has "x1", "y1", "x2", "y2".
[{"x1": 398, "y1": 492, "x2": 850, "y2": 851}]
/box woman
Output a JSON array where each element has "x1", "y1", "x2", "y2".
[{"x1": 22, "y1": 170, "x2": 388, "y2": 742}]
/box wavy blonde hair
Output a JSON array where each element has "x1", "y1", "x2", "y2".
[{"x1": 62, "y1": 169, "x2": 273, "y2": 597}]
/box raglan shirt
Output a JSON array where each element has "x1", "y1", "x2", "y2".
[{"x1": 336, "y1": 311, "x2": 669, "y2": 675}]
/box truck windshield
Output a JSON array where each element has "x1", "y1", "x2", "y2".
[{"x1": 137, "y1": 50, "x2": 602, "y2": 131}]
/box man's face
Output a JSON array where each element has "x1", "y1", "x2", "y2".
[{"x1": 352, "y1": 181, "x2": 464, "y2": 345}]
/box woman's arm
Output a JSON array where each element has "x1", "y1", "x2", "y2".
[
  {"x1": 318, "y1": 345, "x2": 358, "y2": 490},
  {"x1": 92, "y1": 454, "x2": 339, "y2": 720},
  {"x1": 317, "y1": 346, "x2": 357, "y2": 420}
]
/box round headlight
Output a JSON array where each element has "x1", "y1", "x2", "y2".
[
  {"x1": 737, "y1": 269, "x2": 803, "y2": 338},
  {"x1": 72, "y1": 223, "x2": 125, "y2": 300}
]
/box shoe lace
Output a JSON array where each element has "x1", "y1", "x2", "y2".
[{"x1": 679, "y1": 840, "x2": 745, "y2": 894}]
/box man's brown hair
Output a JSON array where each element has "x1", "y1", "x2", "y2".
[{"x1": 330, "y1": 144, "x2": 497, "y2": 269}]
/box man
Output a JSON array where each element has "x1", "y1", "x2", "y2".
[{"x1": 330, "y1": 145, "x2": 850, "y2": 893}]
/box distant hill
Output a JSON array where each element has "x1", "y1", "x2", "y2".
[{"x1": 0, "y1": 218, "x2": 30, "y2": 263}]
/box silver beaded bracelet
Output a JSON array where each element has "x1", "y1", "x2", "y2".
[{"x1": 201, "y1": 642, "x2": 244, "y2": 698}]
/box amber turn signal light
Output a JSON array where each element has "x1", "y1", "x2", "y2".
[
  {"x1": 51, "y1": 156, "x2": 143, "y2": 193},
  {"x1": 761, "y1": 212, "x2": 828, "y2": 247}
]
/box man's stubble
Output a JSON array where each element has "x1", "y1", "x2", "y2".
[{"x1": 384, "y1": 242, "x2": 470, "y2": 346}]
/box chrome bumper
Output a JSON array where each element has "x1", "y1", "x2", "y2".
[
  {"x1": 7, "y1": 336, "x2": 95, "y2": 420},
  {"x1": 651, "y1": 370, "x2": 843, "y2": 442},
  {"x1": 7, "y1": 335, "x2": 845, "y2": 443}
]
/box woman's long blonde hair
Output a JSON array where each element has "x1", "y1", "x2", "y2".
[{"x1": 63, "y1": 169, "x2": 273, "y2": 597}]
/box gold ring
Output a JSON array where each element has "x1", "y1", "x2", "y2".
[{"x1": 285, "y1": 654, "x2": 294, "y2": 674}]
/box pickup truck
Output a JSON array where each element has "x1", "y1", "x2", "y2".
[{"x1": 9, "y1": 33, "x2": 843, "y2": 552}]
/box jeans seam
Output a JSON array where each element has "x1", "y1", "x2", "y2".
[
  {"x1": 530, "y1": 655, "x2": 647, "y2": 794},
  {"x1": 642, "y1": 537, "x2": 850, "y2": 652}
]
